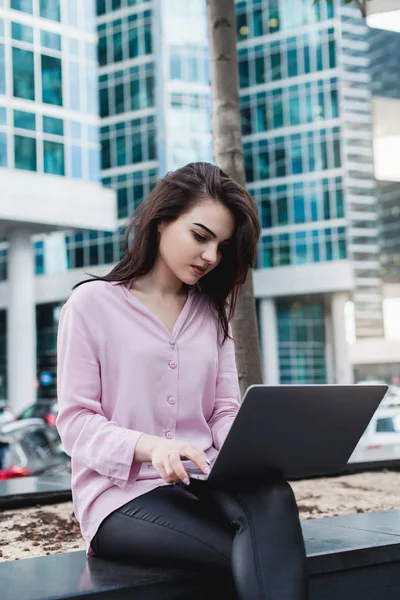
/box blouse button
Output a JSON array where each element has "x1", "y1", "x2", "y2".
[
  {"x1": 170, "y1": 339, "x2": 176, "y2": 346},
  {"x1": 169, "y1": 361, "x2": 177, "y2": 369},
  {"x1": 165, "y1": 431, "x2": 173, "y2": 439},
  {"x1": 168, "y1": 397, "x2": 175, "y2": 405}
]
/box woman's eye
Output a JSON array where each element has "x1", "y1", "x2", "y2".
[{"x1": 193, "y1": 231, "x2": 206, "y2": 242}]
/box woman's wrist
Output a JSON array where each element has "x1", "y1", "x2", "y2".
[{"x1": 134, "y1": 433, "x2": 160, "y2": 462}]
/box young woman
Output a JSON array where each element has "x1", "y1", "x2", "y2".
[{"x1": 56, "y1": 162, "x2": 308, "y2": 600}]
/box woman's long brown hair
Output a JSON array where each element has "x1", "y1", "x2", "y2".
[{"x1": 74, "y1": 162, "x2": 261, "y2": 342}]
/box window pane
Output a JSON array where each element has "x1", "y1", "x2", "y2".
[
  {"x1": 41, "y1": 30, "x2": 61, "y2": 51},
  {"x1": 14, "y1": 135, "x2": 36, "y2": 171},
  {"x1": 69, "y1": 62, "x2": 80, "y2": 111},
  {"x1": 97, "y1": 0, "x2": 106, "y2": 16},
  {"x1": 0, "y1": 132, "x2": 7, "y2": 166},
  {"x1": 11, "y1": 0, "x2": 33, "y2": 14},
  {"x1": 14, "y1": 110, "x2": 36, "y2": 130},
  {"x1": 12, "y1": 48, "x2": 35, "y2": 100},
  {"x1": 0, "y1": 44, "x2": 6, "y2": 94},
  {"x1": 40, "y1": 0, "x2": 60, "y2": 21},
  {"x1": 88, "y1": 148, "x2": 100, "y2": 182},
  {"x1": 41, "y1": 55, "x2": 63, "y2": 105},
  {"x1": 12, "y1": 22, "x2": 33, "y2": 43},
  {"x1": 43, "y1": 115, "x2": 63, "y2": 135},
  {"x1": 70, "y1": 145, "x2": 82, "y2": 178},
  {"x1": 43, "y1": 140, "x2": 64, "y2": 175}
]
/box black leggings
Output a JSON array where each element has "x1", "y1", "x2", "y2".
[{"x1": 91, "y1": 477, "x2": 308, "y2": 600}]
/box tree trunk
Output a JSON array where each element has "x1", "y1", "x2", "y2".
[{"x1": 206, "y1": 0, "x2": 264, "y2": 395}]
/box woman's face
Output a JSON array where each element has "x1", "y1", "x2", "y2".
[{"x1": 158, "y1": 199, "x2": 235, "y2": 286}]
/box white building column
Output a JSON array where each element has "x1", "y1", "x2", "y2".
[
  {"x1": 331, "y1": 292, "x2": 354, "y2": 384},
  {"x1": 259, "y1": 297, "x2": 280, "y2": 384},
  {"x1": 7, "y1": 228, "x2": 36, "y2": 413}
]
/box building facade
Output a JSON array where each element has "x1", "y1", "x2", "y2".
[
  {"x1": 0, "y1": 0, "x2": 116, "y2": 411},
  {"x1": 0, "y1": 0, "x2": 398, "y2": 409}
]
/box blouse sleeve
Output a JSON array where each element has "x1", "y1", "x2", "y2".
[
  {"x1": 208, "y1": 326, "x2": 241, "y2": 450},
  {"x1": 56, "y1": 298, "x2": 143, "y2": 488}
]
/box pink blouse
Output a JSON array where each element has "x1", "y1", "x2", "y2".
[{"x1": 56, "y1": 280, "x2": 240, "y2": 554}]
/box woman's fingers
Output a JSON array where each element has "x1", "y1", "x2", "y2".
[
  {"x1": 169, "y1": 452, "x2": 190, "y2": 484},
  {"x1": 181, "y1": 445, "x2": 211, "y2": 475}
]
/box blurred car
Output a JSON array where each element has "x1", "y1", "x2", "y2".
[
  {"x1": 0, "y1": 402, "x2": 15, "y2": 427},
  {"x1": 18, "y1": 400, "x2": 58, "y2": 427},
  {"x1": 348, "y1": 406, "x2": 400, "y2": 464},
  {"x1": 0, "y1": 418, "x2": 70, "y2": 480}
]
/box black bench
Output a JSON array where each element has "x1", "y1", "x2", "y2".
[{"x1": 1, "y1": 510, "x2": 400, "y2": 600}]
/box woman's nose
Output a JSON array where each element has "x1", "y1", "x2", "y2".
[{"x1": 201, "y1": 245, "x2": 219, "y2": 265}]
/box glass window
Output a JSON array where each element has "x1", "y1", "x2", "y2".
[
  {"x1": 331, "y1": 89, "x2": 338, "y2": 118},
  {"x1": 12, "y1": 48, "x2": 35, "y2": 100},
  {"x1": 11, "y1": 0, "x2": 33, "y2": 14},
  {"x1": 68, "y1": 38, "x2": 79, "y2": 56},
  {"x1": 277, "y1": 195, "x2": 288, "y2": 225},
  {"x1": 253, "y1": 9, "x2": 263, "y2": 37},
  {"x1": 0, "y1": 106, "x2": 5, "y2": 125},
  {"x1": 271, "y1": 48, "x2": 281, "y2": 80},
  {"x1": 333, "y1": 138, "x2": 341, "y2": 168},
  {"x1": 41, "y1": 30, "x2": 61, "y2": 51},
  {"x1": 97, "y1": 0, "x2": 106, "y2": 16},
  {"x1": 144, "y1": 21, "x2": 152, "y2": 54},
  {"x1": 14, "y1": 110, "x2": 36, "y2": 130},
  {"x1": 43, "y1": 116, "x2": 63, "y2": 135},
  {"x1": 98, "y1": 35, "x2": 107, "y2": 66},
  {"x1": 329, "y1": 40, "x2": 336, "y2": 69},
  {"x1": 12, "y1": 22, "x2": 33, "y2": 43},
  {"x1": 336, "y1": 189, "x2": 344, "y2": 218},
  {"x1": 101, "y1": 138, "x2": 111, "y2": 169},
  {"x1": 117, "y1": 187, "x2": 128, "y2": 219},
  {"x1": 0, "y1": 132, "x2": 7, "y2": 167},
  {"x1": 272, "y1": 92, "x2": 283, "y2": 128},
  {"x1": 71, "y1": 121, "x2": 81, "y2": 140},
  {"x1": 14, "y1": 134, "x2": 36, "y2": 171},
  {"x1": 128, "y1": 27, "x2": 139, "y2": 59},
  {"x1": 100, "y1": 87, "x2": 109, "y2": 117},
  {"x1": 68, "y1": 0, "x2": 79, "y2": 26},
  {"x1": 43, "y1": 140, "x2": 64, "y2": 175},
  {"x1": 70, "y1": 145, "x2": 82, "y2": 178},
  {"x1": 256, "y1": 103, "x2": 268, "y2": 132},
  {"x1": 86, "y1": 70, "x2": 98, "y2": 115},
  {"x1": 170, "y1": 52, "x2": 181, "y2": 79},
  {"x1": 0, "y1": 44, "x2": 5, "y2": 95},
  {"x1": 116, "y1": 133, "x2": 126, "y2": 166},
  {"x1": 289, "y1": 95, "x2": 300, "y2": 126},
  {"x1": 40, "y1": 0, "x2": 60, "y2": 21},
  {"x1": 41, "y1": 55, "x2": 63, "y2": 106},
  {"x1": 88, "y1": 148, "x2": 100, "y2": 182},
  {"x1": 255, "y1": 56, "x2": 265, "y2": 84},
  {"x1": 238, "y1": 59, "x2": 249, "y2": 87},
  {"x1": 275, "y1": 145, "x2": 286, "y2": 177},
  {"x1": 259, "y1": 147, "x2": 269, "y2": 180},
  {"x1": 287, "y1": 47, "x2": 298, "y2": 77},
  {"x1": 113, "y1": 31, "x2": 123, "y2": 62},
  {"x1": 294, "y1": 192, "x2": 305, "y2": 223},
  {"x1": 69, "y1": 62, "x2": 80, "y2": 111}
]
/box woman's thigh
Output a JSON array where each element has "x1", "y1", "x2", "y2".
[{"x1": 91, "y1": 483, "x2": 233, "y2": 570}]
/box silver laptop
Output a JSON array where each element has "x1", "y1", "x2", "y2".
[{"x1": 187, "y1": 384, "x2": 388, "y2": 484}]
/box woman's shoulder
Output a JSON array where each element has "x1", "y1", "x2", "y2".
[{"x1": 65, "y1": 279, "x2": 121, "y2": 314}]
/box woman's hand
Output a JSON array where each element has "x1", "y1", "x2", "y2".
[{"x1": 135, "y1": 434, "x2": 210, "y2": 485}]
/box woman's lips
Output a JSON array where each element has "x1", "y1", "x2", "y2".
[{"x1": 191, "y1": 265, "x2": 206, "y2": 277}]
